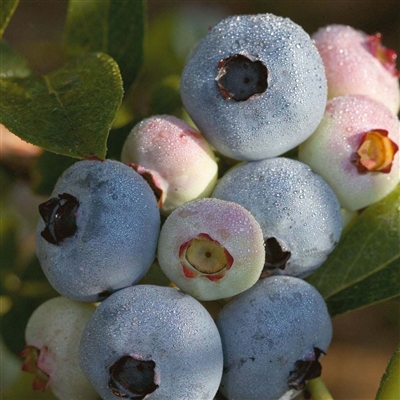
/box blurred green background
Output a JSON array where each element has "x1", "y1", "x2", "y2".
[{"x1": 1, "y1": 1, "x2": 399, "y2": 399}]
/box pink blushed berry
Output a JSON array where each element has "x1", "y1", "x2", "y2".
[
  {"x1": 157, "y1": 198, "x2": 265, "y2": 300},
  {"x1": 121, "y1": 115, "x2": 218, "y2": 215},
  {"x1": 20, "y1": 297, "x2": 98, "y2": 400},
  {"x1": 312, "y1": 25, "x2": 400, "y2": 114},
  {"x1": 299, "y1": 95, "x2": 400, "y2": 211}
]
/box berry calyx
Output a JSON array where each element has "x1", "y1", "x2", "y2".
[
  {"x1": 351, "y1": 129, "x2": 399, "y2": 173},
  {"x1": 108, "y1": 356, "x2": 159, "y2": 399},
  {"x1": 365, "y1": 33, "x2": 400, "y2": 77},
  {"x1": 19, "y1": 345, "x2": 50, "y2": 391},
  {"x1": 129, "y1": 163, "x2": 164, "y2": 207},
  {"x1": 288, "y1": 348, "x2": 325, "y2": 390},
  {"x1": 216, "y1": 54, "x2": 268, "y2": 101},
  {"x1": 39, "y1": 193, "x2": 79, "y2": 245},
  {"x1": 179, "y1": 233, "x2": 234, "y2": 281}
]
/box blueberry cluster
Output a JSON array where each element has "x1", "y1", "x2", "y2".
[{"x1": 21, "y1": 13, "x2": 399, "y2": 400}]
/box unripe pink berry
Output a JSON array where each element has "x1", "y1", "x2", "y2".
[
  {"x1": 312, "y1": 25, "x2": 400, "y2": 115},
  {"x1": 19, "y1": 297, "x2": 98, "y2": 400},
  {"x1": 121, "y1": 115, "x2": 218, "y2": 215},
  {"x1": 157, "y1": 198, "x2": 265, "y2": 300},
  {"x1": 299, "y1": 95, "x2": 399, "y2": 210}
]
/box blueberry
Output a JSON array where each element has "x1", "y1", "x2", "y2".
[
  {"x1": 19, "y1": 297, "x2": 97, "y2": 400},
  {"x1": 36, "y1": 159, "x2": 160, "y2": 302},
  {"x1": 180, "y1": 14, "x2": 327, "y2": 161},
  {"x1": 157, "y1": 198, "x2": 265, "y2": 300},
  {"x1": 216, "y1": 276, "x2": 332, "y2": 400},
  {"x1": 299, "y1": 95, "x2": 400, "y2": 210},
  {"x1": 312, "y1": 25, "x2": 400, "y2": 115},
  {"x1": 212, "y1": 157, "x2": 342, "y2": 278},
  {"x1": 121, "y1": 115, "x2": 218, "y2": 215},
  {"x1": 79, "y1": 285, "x2": 223, "y2": 400}
]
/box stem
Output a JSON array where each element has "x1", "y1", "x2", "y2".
[{"x1": 306, "y1": 378, "x2": 334, "y2": 400}]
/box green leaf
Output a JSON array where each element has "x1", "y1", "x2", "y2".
[
  {"x1": 64, "y1": 0, "x2": 145, "y2": 93},
  {"x1": 308, "y1": 186, "x2": 400, "y2": 316},
  {"x1": 2, "y1": 371, "x2": 58, "y2": 400},
  {"x1": 138, "y1": 261, "x2": 171, "y2": 288},
  {"x1": 0, "y1": 166, "x2": 13, "y2": 200},
  {"x1": 0, "y1": 216, "x2": 18, "y2": 296},
  {"x1": 0, "y1": 336, "x2": 22, "y2": 397},
  {"x1": 1, "y1": 296, "x2": 49, "y2": 355},
  {"x1": 321, "y1": 261, "x2": 400, "y2": 316},
  {"x1": 0, "y1": 40, "x2": 31, "y2": 78},
  {"x1": 0, "y1": 0, "x2": 19, "y2": 38},
  {"x1": 106, "y1": 119, "x2": 137, "y2": 161},
  {"x1": 150, "y1": 75, "x2": 182, "y2": 116},
  {"x1": 376, "y1": 343, "x2": 400, "y2": 400},
  {"x1": 0, "y1": 52, "x2": 123, "y2": 160},
  {"x1": 32, "y1": 151, "x2": 77, "y2": 196}
]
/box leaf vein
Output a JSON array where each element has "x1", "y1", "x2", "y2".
[
  {"x1": 336, "y1": 207, "x2": 394, "y2": 289},
  {"x1": 325, "y1": 252, "x2": 400, "y2": 300}
]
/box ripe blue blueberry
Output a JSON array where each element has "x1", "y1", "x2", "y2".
[
  {"x1": 216, "y1": 276, "x2": 332, "y2": 400},
  {"x1": 79, "y1": 285, "x2": 223, "y2": 400},
  {"x1": 36, "y1": 159, "x2": 160, "y2": 302},
  {"x1": 212, "y1": 157, "x2": 342, "y2": 278},
  {"x1": 180, "y1": 14, "x2": 327, "y2": 161}
]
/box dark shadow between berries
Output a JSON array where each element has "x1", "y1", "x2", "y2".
[{"x1": 261, "y1": 237, "x2": 291, "y2": 278}]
